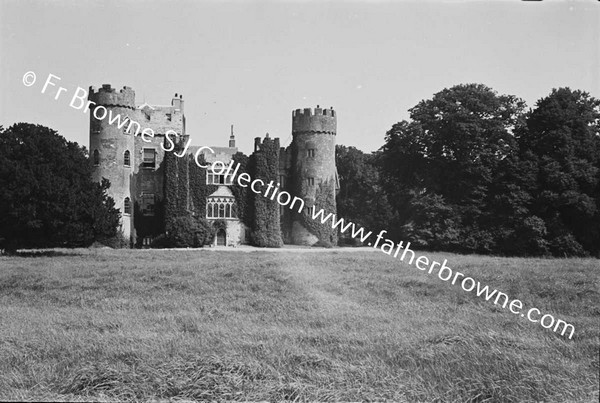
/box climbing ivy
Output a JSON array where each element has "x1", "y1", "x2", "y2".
[
  {"x1": 188, "y1": 153, "x2": 217, "y2": 219},
  {"x1": 230, "y1": 152, "x2": 254, "y2": 227},
  {"x1": 251, "y1": 138, "x2": 283, "y2": 247},
  {"x1": 298, "y1": 178, "x2": 338, "y2": 247}
]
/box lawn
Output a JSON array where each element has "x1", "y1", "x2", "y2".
[{"x1": 0, "y1": 248, "x2": 598, "y2": 402}]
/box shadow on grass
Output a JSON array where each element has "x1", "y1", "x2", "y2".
[{"x1": 5, "y1": 250, "x2": 83, "y2": 258}]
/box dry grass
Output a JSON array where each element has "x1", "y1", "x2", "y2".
[{"x1": 0, "y1": 248, "x2": 598, "y2": 402}]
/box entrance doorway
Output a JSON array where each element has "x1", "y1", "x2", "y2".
[{"x1": 216, "y1": 229, "x2": 226, "y2": 246}]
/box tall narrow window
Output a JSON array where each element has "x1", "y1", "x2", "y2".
[
  {"x1": 307, "y1": 149, "x2": 315, "y2": 157},
  {"x1": 93, "y1": 149, "x2": 100, "y2": 166},
  {"x1": 142, "y1": 148, "x2": 156, "y2": 168},
  {"x1": 123, "y1": 118, "x2": 130, "y2": 133},
  {"x1": 307, "y1": 177, "x2": 315, "y2": 186},
  {"x1": 124, "y1": 197, "x2": 131, "y2": 215},
  {"x1": 124, "y1": 150, "x2": 131, "y2": 167}
]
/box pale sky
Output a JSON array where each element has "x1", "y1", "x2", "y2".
[{"x1": 1, "y1": 0, "x2": 598, "y2": 154}]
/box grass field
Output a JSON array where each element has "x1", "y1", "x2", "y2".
[{"x1": 0, "y1": 248, "x2": 598, "y2": 402}]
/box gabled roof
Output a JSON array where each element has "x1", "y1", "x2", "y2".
[{"x1": 208, "y1": 186, "x2": 235, "y2": 198}]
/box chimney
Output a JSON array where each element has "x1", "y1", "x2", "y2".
[
  {"x1": 229, "y1": 124, "x2": 236, "y2": 148},
  {"x1": 172, "y1": 93, "x2": 184, "y2": 113}
]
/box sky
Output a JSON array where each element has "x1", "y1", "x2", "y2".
[{"x1": 0, "y1": 0, "x2": 598, "y2": 154}]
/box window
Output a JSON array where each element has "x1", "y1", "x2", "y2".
[
  {"x1": 166, "y1": 113, "x2": 172, "y2": 121},
  {"x1": 140, "y1": 194, "x2": 155, "y2": 216},
  {"x1": 93, "y1": 150, "x2": 99, "y2": 166},
  {"x1": 206, "y1": 198, "x2": 236, "y2": 219},
  {"x1": 307, "y1": 177, "x2": 315, "y2": 186},
  {"x1": 142, "y1": 148, "x2": 156, "y2": 168},
  {"x1": 123, "y1": 118, "x2": 130, "y2": 133},
  {"x1": 124, "y1": 150, "x2": 130, "y2": 167},
  {"x1": 206, "y1": 170, "x2": 232, "y2": 185},
  {"x1": 307, "y1": 149, "x2": 315, "y2": 157},
  {"x1": 124, "y1": 197, "x2": 131, "y2": 215},
  {"x1": 279, "y1": 175, "x2": 285, "y2": 188}
]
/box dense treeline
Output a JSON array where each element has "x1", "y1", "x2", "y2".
[{"x1": 337, "y1": 85, "x2": 600, "y2": 257}]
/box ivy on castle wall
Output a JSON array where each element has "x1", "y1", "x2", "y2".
[
  {"x1": 188, "y1": 154, "x2": 217, "y2": 219},
  {"x1": 133, "y1": 200, "x2": 165, "y2": 245},
  {"x1": 163, "y1": 146, "x2": 215, "y2": 248},
  {"x1": 251, "y1": 139, "x2": 283, "y2": 247},
  {"x1": 299, "y1": 179, "x2": 338, "y2": 247},
  {"x1": 230, "y1": 152, "x2": 253, "y2": 227},
  {"x1": 163, "y1": 150, "x2": 181, "y2": 233}
]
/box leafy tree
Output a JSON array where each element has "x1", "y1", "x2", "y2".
[
  {"x1": 0, "y1": 123, "x2": 120, "y2": 251},
  {"x1": 379, "y1": 84, "x2": 527, "y2": 252},
  {"x1": 519, "y1": 88, "x2": 600, "y2": 256},
  {"x1": 336, "y1": 145, "x2": 396, "y2": 243}
]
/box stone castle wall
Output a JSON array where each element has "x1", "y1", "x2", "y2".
[{"x1": 89, "y1": 85, "x2": 338, "y2": 247}]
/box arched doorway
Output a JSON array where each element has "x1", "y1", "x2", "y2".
[{"x1": 216, "y1": 228, "x2": 226, "y2": 246}]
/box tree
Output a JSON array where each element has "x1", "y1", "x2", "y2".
[
  {"x1": 0, "y1": 123, "x2": 120, "y2": 251},
  {"x1": 379, "y1": 84, "x2": 527, "y2": 253},
  {"x1": 336, "y1": 145, "x2": 396, "y2": 243},
  {"x1": 519, "y1": 88, "x2": 600, "y2": 256}
]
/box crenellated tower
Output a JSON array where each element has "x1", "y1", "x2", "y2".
[
  {"x1": 88, "y1": 84, "x2": 137, "y2": 243},
  {"x1": 289, "y1": 105, "x2": 338, "y2": 246}
]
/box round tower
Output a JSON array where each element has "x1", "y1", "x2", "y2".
[
  {"x1": 290, "y1": 106, "x2": 338, "y2": 246},
  {"x1": 88, "y1": 84, "x2": 136, "y2": 243}
]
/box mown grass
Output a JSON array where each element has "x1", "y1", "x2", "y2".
[{"x1": 0, "y1": 249, "x2": 598, "y2": 402}]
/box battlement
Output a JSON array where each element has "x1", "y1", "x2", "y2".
[
  {"x1": 292, "y1": 105, "x2": 336, "y2": 118},
  {"x1": 292, "y1": 105, "x2": 336, "y2": 135},
  {"x1": 254, "y1": 133, "x2": 280, "y2": 152},
  {"x1": 88, "y1": 84, "x2": 136, "y2": 109}
]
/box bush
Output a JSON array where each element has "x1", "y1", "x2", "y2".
[
  {"x1": 149, "y1": 234, "x2": 172, "y2": 249},
  {"x1": 100, "y1": 231, "x2": 130, "y2": 249},
  {"x1": 197, "y1": 218, "x2": 215, "y2": 246},
  {"x1": 549, "y1": 234, "x2": 587, "y2": 257},
  {"x1": 164, "y1": 215, "x2": 214, "y2": 248}
]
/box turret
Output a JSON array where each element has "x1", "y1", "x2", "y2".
[
  {"x1": 88, "y1": 84, "x2": 137, "y2": 244},
  {"x1": 289, "y1": 105, "x2": 338, "y2": 246}
]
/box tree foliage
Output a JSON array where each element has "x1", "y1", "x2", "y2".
[
  {"x1": 335, "y1": 145, "x2": 396, "y2": 244},
  {"x1": 378, "y1": 85, "x2": 599, "y2": 256},
  {"x1": 518, "y1": 88, "x2": 600, "y2": 256},
  {"x1": 0, "y1": 123, "x2": 120, "y2": 251}
]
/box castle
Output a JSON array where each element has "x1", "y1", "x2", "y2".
[{"x1": 88, "y1": 84, "x2": 339, "y2": 247}]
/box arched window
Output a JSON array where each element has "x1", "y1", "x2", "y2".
[
  {"x1": 124, "y1": 150, "x2": 130, "y2": 167},
  {"x1": 207, "y1": 202, "x2": 213, "y2": 218},
  {"x1": 225, "y1": 204, "x2": 231, "y2": 218},
  {"x1": 124, "y1": 197, "x2": 131, "y2": 215},
  {"x1": 93, "y1": 149, "x2": 99, "y2": 166},
  {"x1": 219, "y1": 203, "x2": 225, "y2": 218}
]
